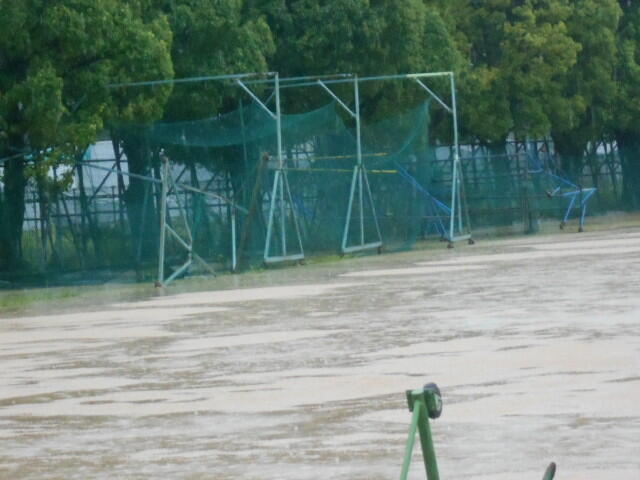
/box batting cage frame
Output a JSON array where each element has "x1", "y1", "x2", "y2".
[
  {"x1": 275, "y1": 71, "x2": 473, "y2": 248},
  {"x1": 105, "y1": 72, "x2": 304, "y2": 286},
  {"x1": 74, "y1": 70, "x2": 473, "y2": 287}
]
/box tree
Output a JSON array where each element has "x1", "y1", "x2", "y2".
[
  {"x1": 549, "y1": 0, "x2": 621, "y2": 180},
  {"x1": 0, "y1": 0, "x2": 173, "y2": 270},
  {"x1": 155, "y1": 0, "x2": 275, "y2": 120},
  {"x1": 613, "y1": 1, "x2": 640, "y2": 208},
  {"x1": 453, "y1": 0, "x2": 580, "y2": 148},
  {"x1": 257, "y1": 0, "x2": 461, "y2": 120},
  {"x1": 442, "y1": 1, "x2": 580, "y2": 226}
]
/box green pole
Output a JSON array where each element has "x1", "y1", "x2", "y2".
[
  {"x1": 400, "y1": 386, "x2": 442, "y2": 480},
  {"x1": 157, "y1": 157, "x2": 169, "y2": 287},
  {"x1": 416, "y1": 401, "x2": 440, "y2": 480},
  {"x1": 400, "y1": 405, "x2": 421, "y2": 479}
]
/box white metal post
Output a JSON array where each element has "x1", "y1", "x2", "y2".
[
  {"x1": 449, "y1": 155, "x2": 458, "y2": 243},
  {"x1": 264, "y1": 169, "x2": 280, "y2": 259},
  {"x1": 157, "y1": 157, "x2": 169, "y2": 286},
  {"x1": 341, "y1": 167, "x2": 359, "y2": 252},
  {"x1": 450, "y1": 73, "x2": 459, "y2": 243},
  {"x1": 355, "y1": 78, "x2": 365, "y2": 245},
  {"x1": 231, "y1": 207, "x2": 237, "y2": 271},
  {"x1": 280, "y1": 166, "x2": 286, "y2": 256},
  {"x1": 263, "y1": 73, "x2": 305, "y2": 263},
  {"x1": 339, "y1": 76, "x2": 383, "y2": 253},
  {"x1": 276, "y1": 73, "x2": 286, "y2": 257}
]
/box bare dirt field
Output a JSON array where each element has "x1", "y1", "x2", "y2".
[{"x1": 1, "y1": 224, "x2": 639, "y2": 479}]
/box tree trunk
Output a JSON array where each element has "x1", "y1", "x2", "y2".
[
  {"x1": 237, "y1": 152, "x2": 268, "y2": 270},
  {"x1": 116, "y1": 129, "x2": 159, "y2": 266},
  {"x1": 552, "y1": 135, "x2": 587, "y2": 185},
  {"x1": 0, "y1": 150, "x2": 27, "y2": 271},
  {"x1": 485, "y1": 141, "x2": 511, "y2": 226},
  {"x1": 615, "y1": 131, "x2": 640, "y2": 210}
]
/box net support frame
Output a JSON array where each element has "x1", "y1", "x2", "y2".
[
  {"x1": 109, "y1": 71, "x2": 306, "y2": 280},
  {"x1": 282, "y1": 72, "x2": 473, "y2": 247},
  {"x1": 105, "y1": 70, "x2": 471, "y2": 284},
  {"x1": 416, "y1": 73, "x2": 471, "y2": 245},
  {"x1": 80, "y1": 150, "x2": 248, "y2": 287},
  {"x1": 284, "y1": 75, "x2": 383, "y2": 255},
  {"x1": 242, "y1": 73, "x2": 305, "y2": 264},
  {"x1": 157, "y1": 156, "x2": 219, "y2": 287}
]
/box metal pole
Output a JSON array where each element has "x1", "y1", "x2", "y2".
[
  {"x1": 451, "y1": 73, "x2": 473, "y2": 241},
  {"x1": 416, "y1": 402, "x2": 440, "y2": 480},
  {"x1": 279, "y1": 72, "x2": 455, "y2": 90},
  {"x1": 157, "y1": 157, "x2": 169, "y2": 286},
  {"x1": 354, "y1": 77, "x2": 365, "y2": 246},
  {"x1": 342, "y1": 167, "x2": 359, "y2": 252},
  {"x1": 450, "y1": 73, "x2": 460, "y2": 242},
  {"x1": 231, "y1": 207, "x2": 237, "y2": 271},
  {"x1": 355, "y1": 76, "x2": 363, "y2": 168},
  {"x1": 283, "y1": 171, "x2": 305, "y2": 256},
  {"x1": 107, "y1": 71, "x2": 276, "y2": 89},
  {"x1": 400, "y1": 405, "x2": 421, "y2": 480},
  {"x1": 457, "y1": 163, "x2": 463, "y2": 233},
  {"x1": 280, "y1": 168, "x2": 286, "y2": 256},
  {"x1": 275, "y1": 73, "x2": 284, "y2": 171},
  {"x1": 359, "y1": 168, "x2": 364, "y2": 245},
  {"x1": 275, "y1": 73, "x2": 287, "y2": 256},
  {"x1": 264, "y1": 169, "x2": 280, "y2": 260},
  {"x1": 449, "y1": 157, "x2": 458, "y2": 243},
  {"x1": 400, "y1": 396, "x2": 440, "y2": 480},
  {"x1": 363, "y1": 168, "x2": 383, "y2": 241}
]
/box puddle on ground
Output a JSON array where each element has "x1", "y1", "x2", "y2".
[{"x1": 1, "y1": 229, "x2": 639, "y2": 479}]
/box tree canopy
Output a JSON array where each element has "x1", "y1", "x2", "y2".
[{"x1": 0, "y1": 0, "x2": 173, "y2": 268}]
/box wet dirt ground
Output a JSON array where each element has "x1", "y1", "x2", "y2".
[{"x1": 1, "y1": 227, "x2": 639, "y2": 479}]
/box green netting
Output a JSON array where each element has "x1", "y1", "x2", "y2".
[
  {"x1": 117, "y1": 102, "x2": 568, "y2": 280},
  {"x1": 361, "y1": 103, "x2": 441, "y2": 245},
  {"x1": 109, "y1": 98, "x2": 447, "y2": 278},
  {"x1": 148, "y1": 101, "x2": 340, "y2": 148},
  {"x1": 5, "y1": 93, "x2": 628, "y2": 286},
  {"x1": 429, "y1": 150, "x2": 599, "y2": 235}
]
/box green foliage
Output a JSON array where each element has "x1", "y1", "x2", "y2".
[
  {"x1": 454, "y1": 0, "x2": 580, "y2": 144},
  {"x1": 158, "y1": 0, "x2": 275, "y2": 120},
  {"x1": 0, "y1": 0, "x2": 173, "y2": 268},
  {"x1": 260, "y1": 0, "x2": 461, "y2": 119},
  {"x1": 614, "y1": 2, "x2": 640, "y2": 135},
  {"x1": 550, "y1": 0, "x2": 621, "y2": 166},
  {"x1": 0, "y1": 0, "x2": 174, "y2": 152},
  {"x1": 612, "y1": 1, "x2": 640, "y2": 207}
]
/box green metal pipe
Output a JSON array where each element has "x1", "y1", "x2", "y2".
[
  {"x1": 416, "y1": 402, "x2": 440, "y2": 480},
  {"x1": 400, "y1": 405, "x2": 421, "y2": 480},
  {"x1": 400, "y1": 388, "x2": 442, "y2": 480}
]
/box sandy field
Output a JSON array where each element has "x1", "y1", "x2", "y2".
[{"x1": 1, "y1": 227, "x2": 639, "y2": 479}]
